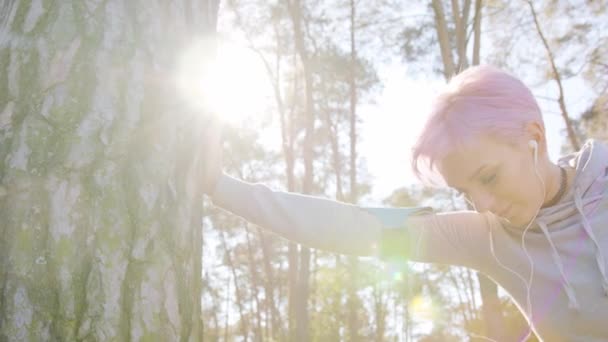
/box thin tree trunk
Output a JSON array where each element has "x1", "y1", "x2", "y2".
[
  {"x1": 466, "y1": 3, "x2": 512, "y2": 335},
  {"x1": 283, "y1": 33, "x2": 300, "y2": 342},
  {"x1": 324, "y1": 108, "x2": 344, "y2": 200},
  {"x1": 296, "y1": 249, "x2": 311, "y2": 342},
  {"x1": 0, "y1": 1, "x2": 219, "y2": 340},
  {"x1": 477, "y1": 272, "x2": 507, "y2": 341},
  {"x1": 239, "y1": 9, "x2": 294, "y2": 339},
  {"x1": 432, "y1": 0, "x2": 456, "y2": 79},
  {"x1": 219, "y1": 228, "x2": 249, "y2": 340},
  {"x1": 451, "y1": 0, "x2": 470, "y2": 71},
  {"x1": 349, "y1": 0, "x2": 358, "y2": 204},
  {"x1": 224, "y1": 278, "x2": 230, "y2": 341},
  {"x1": 472, "y1": 0, "x2": 483, "y2": 65},
  {"x1": 287, "y1": 0, "x2": 314, "y2": 340},
  {"x1": 245, "y1": 226, "x2": 264, "y2": 341},
  {"x1": 346, "y1": 1, "x2": 363, "y2": 340},
  {"x1": 258, "y1": 228, "x2": 284, "y2": 340},
  {"x1": 372, "y1": 283, "x2": 387, "y2": 342},
  {"x1": 447, "y1": 269, "x2": 471, "y2": 327},
  {"x1": 526, "y1": 0, "x2": 580, "y2": 151}
]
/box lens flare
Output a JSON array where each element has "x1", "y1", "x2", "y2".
[
  {"x1": 176, "y1": 38, "x2": 272, "y2": 125},
  {"x1": 409, "y1": 295, "x2": 436, "y2": 322}
]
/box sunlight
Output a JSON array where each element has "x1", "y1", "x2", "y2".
[
  {"x1": 409, "y1": 294, "x2": 436, "y2": 322},
  {"x1": 176, "y1": 38, "x2": 272, "y2": 125},
  {"x1": 359, "y1": 67, "x2": 442, "y2": 200}
]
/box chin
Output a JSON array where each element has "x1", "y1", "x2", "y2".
[{"x1": 508, "y1": 213, "x2": 535, "y2": 229}]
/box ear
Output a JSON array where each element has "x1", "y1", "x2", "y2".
[{"x1": 524, "y1": 121, "x2": 547, "y2": 156}]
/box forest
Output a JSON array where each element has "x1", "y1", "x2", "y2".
[{"x1": 0, "y1": 0, "x2": 606, "y2": 341}]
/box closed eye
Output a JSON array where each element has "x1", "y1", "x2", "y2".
[{"x1": 481, "y1": 173, "x2": 496, "y2": 185}]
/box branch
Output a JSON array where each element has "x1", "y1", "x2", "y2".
[{"x1": 526, "y1": 0, "x2": 580, "y2": 150}]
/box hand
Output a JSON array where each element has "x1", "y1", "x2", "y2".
[{"x1": 200, "y1": 116, "x2": 223, "y2": 194}]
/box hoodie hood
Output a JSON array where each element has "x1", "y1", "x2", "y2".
[
  {"x1": 538, "y1": 139, "x2": 608, "y2": 229},
  {"x1": 511, "y1": 139, "x2": 608, "y2": 311}
]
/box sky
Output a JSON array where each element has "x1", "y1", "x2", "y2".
[
  {"x1": 201, "y1": 39, "x2": 597, "y2": 205},
  {"x1": 359, "y1": 62, "x2": 596, "y2": 202}
]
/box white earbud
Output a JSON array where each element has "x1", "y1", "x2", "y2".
[{"x1": 529, "y1": 140, "x2": 538, "y2": 165}]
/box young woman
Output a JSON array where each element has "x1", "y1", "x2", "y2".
[{"x1": 201, "y1": 65, "x2": 608, "y2": 341}]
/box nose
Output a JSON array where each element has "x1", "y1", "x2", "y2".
[{"x1": 469, "y1": 190, "x2": 496, "y2": 214}]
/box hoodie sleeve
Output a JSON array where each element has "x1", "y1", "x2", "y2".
[
  {"x1": 381, "y1": 211, "x2": 494, "y2": 269},
  {"x1": 210, "y1": 173, "x2": 491, "y2": 266}
]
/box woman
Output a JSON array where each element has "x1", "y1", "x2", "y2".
[{"x1": 201, "y1": 65, "x2": 608, "y2": 341}]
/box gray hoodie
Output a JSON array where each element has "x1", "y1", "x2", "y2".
[{"x1": 211, "y1": 139, "x2": 608, "y2": 341}]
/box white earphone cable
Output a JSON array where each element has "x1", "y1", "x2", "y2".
[{"x1": 483, "y1": 140, "x2": 546, "y2": 342}]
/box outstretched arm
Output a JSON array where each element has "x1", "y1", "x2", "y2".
[
  {"x1": 210, "y1": 173, "x2": 431, "y2": 256},
  {"x1": 382, "y1": 210, "x2": 495, "y2": 269},
  {"x1": 210, "y1": 173, "x2": 493, "y2": 268},
  {"x1": 200, "y1": 124, "x2": 492, "y2": 267}
]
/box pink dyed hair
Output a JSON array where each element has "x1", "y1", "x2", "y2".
[{"x1": 411, "y1": 65, "x2": 544, "y2": 186}]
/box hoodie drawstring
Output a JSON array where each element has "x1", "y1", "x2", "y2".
[
  {"x1": 574, "y1": 186, "x2": 608, "y2": 296},
  {"x1": 537, "y1": 220, "x2": 580, "y2": 310}
]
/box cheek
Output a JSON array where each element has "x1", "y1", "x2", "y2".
[
  {"x1": 509, "y1": 173, "x2": 545, "y2": 220},
  {"x1": 498, "y1": 166, "x2": 541, "y2": 205}
]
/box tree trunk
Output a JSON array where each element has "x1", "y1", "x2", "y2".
[
  {"x1": 477, "y1": 272, "x2": 507, "y2": 341},
  {"x1": 282, "y1": 37, "x2": 300, "y2": 342},
  {"x1": 432, "y1": 0, "x2": 456, "y2": 79},
  {"x1": 431, "y1": 2, "x2": 511, "y2": 336},
  {"x1": 472, "y1": 0, "x2": 482, "y2": 66},
  {"x1": 287, "y1": 0, "x2": 314, "y2": 340},
  {"x1": 219, "y1": 227, "x2": 249, "y2": 340},
  {"x1": 347, "y1": 1, "x2": 361, "y2": 340},
  {"x1": 258, "y1": 227, "x2": 284, "y2": 340},
  {"x1": 451, "y1": 0, "x2": 470, "y2": 71},
  {"x1": 0, "y1": 0, "x2": 219, "y2": 340},
  {"x1": 526, "y1": 0, "x2": 580, "y2": 151}
]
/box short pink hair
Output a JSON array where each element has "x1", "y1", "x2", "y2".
[{"x1": 411, "y1": 65, "x2": 544, "y2": 185}]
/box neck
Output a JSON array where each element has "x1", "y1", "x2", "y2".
[{"x1": 542, "y1": 163, "x2": 567, "y2": 208}]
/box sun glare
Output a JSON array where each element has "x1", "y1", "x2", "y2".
[
  {"x1": 409, "y1": 294, "x2": 436, "y2": 322},
  {"x1": 176, "y1": 38, "x2": 272, "y2": 125}
]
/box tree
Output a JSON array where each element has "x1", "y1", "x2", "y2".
[
  {"x1": 526, "y1": 0, "x2": 580, "y2": 151},
  {"x1": 0, "y1": 0, "x2": 219, "y2": 340},
  {"x1": 579, "y1": 92, "x2": 608, "y2": 142},
  {"x1": 396, "y1": 1, "x2": 510, "y2": 339},
  {"x1": 485, "y1": 0, "x2": 607, "y2": 152}
]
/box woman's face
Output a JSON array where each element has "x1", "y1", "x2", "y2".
[{"x1": 438, "y1": 135, "x2": 545, "y2": 227}]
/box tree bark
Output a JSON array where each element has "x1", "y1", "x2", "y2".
[{"x1": 0, "y1": 0, "x2": 219, "y2": 340}]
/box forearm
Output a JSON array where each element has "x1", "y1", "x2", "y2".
[
  {"x1": 387, "y1": 211, "x2": 493, "y2": 268},
  {"x1": 210, "y1": 174, "x2": 431, "y2": 257}
]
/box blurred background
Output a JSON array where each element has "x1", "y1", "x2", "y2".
[
  {"x1": 0, "y1": 0, "x2": 605, "y2": 341},
  {"x1": 202, "y1": 0, "x2": 607, "y2": 341}
]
